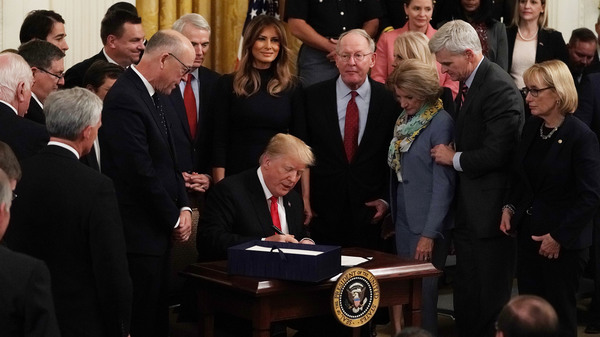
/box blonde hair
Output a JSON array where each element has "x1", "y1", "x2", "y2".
[
  {"x1": 233, "y1": 15, "x2": 294, "y2": 97},
  {"x1": 393, "y1": 32, "x2": 437, "y2": 68},
  {"x1": 388, "y1": 59, "x2": 442, "y2": 105},
  {"x1": 511, "y1": 0, "x2": 548, "y2": 28},
  {"x1": 260, "y1": 133, "x2": 315, "y2": 167},
  {"x1": 523, "y1": 60, "x2": 577, "y2": 114}
]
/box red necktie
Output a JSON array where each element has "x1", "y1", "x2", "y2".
[
  {"x1": 269, "y1": 196, "x2": 282, "y2": 232},
  {"x1": 183, "y1": 73, "x2": 197, "y2": 139},
  {"x1": 344, "y1": 91, "x2": 359, "y2": 162}
]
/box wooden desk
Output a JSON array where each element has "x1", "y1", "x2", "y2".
[{"x1": 181, "y1": 248, "x2": 440, "y2": 337}]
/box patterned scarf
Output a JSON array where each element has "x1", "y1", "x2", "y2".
[{"x1": 388, "y1": 99, "x2": 443, "y2": 182}]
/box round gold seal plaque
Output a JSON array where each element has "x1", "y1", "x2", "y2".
[{"x1": 332, "y1": 267, "x2": 380, "y2": 327}]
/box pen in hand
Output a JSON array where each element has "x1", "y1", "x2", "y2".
[{"x1": 272, "y1": 225, "x2": 284, "y2": 235}]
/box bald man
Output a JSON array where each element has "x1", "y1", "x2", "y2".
[{"x1": 100, "y1": 29, "x2": 195, "y2": 337}]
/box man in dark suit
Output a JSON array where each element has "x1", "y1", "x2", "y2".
[
  {"x1": 169, "y1": 13, "x2": 220, "y2": 200},
  {"x1": 574, "y1": 72, "x2": 600, "y2": 334},
  {"x1": 429, "y1": 20, "x2": 524, "y2": 337},
  {"x1": 567, "y1": 28, "x2": 598, "y2": 87},
  {"x1": 0, "y1": 143, "x2": 61, "y2": 337},
  {"x1": 18, "y1": 40, "x2": 65, "y2": 125},
  {"x1": 100, "y1": 29, "x2": 195, "y2": 337},
  {"x1": 299, "y1": 29, "x2": 398, "y2": 249},
  {"x1": 79, "y1": 60, "x2": 124, "y2": 171},
  {"x1": 197, "y1": 133, "x2": 314, "y2": 261},
  {"x1": 0, "y1": 53, "x2": 48, "y2": 161},
  {"x1": 4, "y1": 88, "x2": 132, "y2": 337},
  {"x1": 63, "y1": 9, "x2": 144, "y2": 88}
]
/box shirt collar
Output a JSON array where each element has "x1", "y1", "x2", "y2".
[
  {"x1": 31, "y1": 92, "x2": 43, "y2": 109},
  {"x1": 336, "y1": 76, "x2": 371, "y2": 99},
  {"x1": 465, "y1": 56, "x2": 485, "y2": 88},
  {"x1": 131, "y1": 64, "x2": 155, "y2": 97},
  {"x1": 48, "y1": 141, "x2": 80, "y2": 159},
  {"x1": 257, "y1": 167, "x2": 275, "y2": 201},
  {"x1": 102, "y1": 48, "x2": 120, "y2": 67},
  {"x1": 0, "y1": 100, "x2": 18, "y2": 115}
]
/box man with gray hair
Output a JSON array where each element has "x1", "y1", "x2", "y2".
[
  {"x1": 0, "y1": 143, "x2": 61, "y2": 337},
  {"x1": 429, "y1": 20, "x2": 523, "y2": 337},
  {"x1": 299, "y1": 29, "x2": 398, "y2": 250},
  {"x1": 18, "y1": 40, "x2": 65, "y2": 125},
  {"x1": 4, "y1": 88, "x2": 132, "y2": 337},
  {"x1": 100, "y1": 29, "x2": 195, "y2": 337},
  {"x1": 169, "y1": 13, "x2": 220, "y2": 200},
  {"x1": 0, "y1": 52, "x2": 48, "y2": 160}
]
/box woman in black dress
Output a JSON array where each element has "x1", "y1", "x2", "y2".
[{"x1": 212, "y1": 15, "x2": 297, "y2": 182}]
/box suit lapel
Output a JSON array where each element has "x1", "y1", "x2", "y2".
[
  {"x1": 356, "y1": 78, "x2": 383, "y2": 160},
  {"x1": 536, "y1": 116, "x2": 572, "y2": 188},
  {"x1": 282, "y1": 194, "x2": 298, "y2": 234},
  {"x1": 248, "y1": 172, "x2": 274, "y2": 235},
  {"x1": 171, "y1": 88, "x2": 193, "y2": 141},
  {"x1": 324, "y1": 80, "x2": 348, "y2": 161}
]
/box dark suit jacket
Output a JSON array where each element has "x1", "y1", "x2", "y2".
[
  {"x1": 456, "y1": 57, "x2": 523, "y2": 238},
  {"x1": 25, "y1": 96, "x2": 45, "y2": 125},
  {"x1": 575, "y1": 72, "x2": 600, "y2": 141},
  {"x1": 298, "y1": 77, "x2": 399, "y2": 248},
  {"x1": 508, "y1": 116, "x2": 600, "y2": 249},
  {"x1": 4, "y1": 145, "x2": 132, "y2": 337},
  {"x1": 100, "y1": 67, "x2": 189, "y2": 256},
  {"x1": 0, "y1": 245, "x2": 61, "y2": 337},
  {"x1": 166, "y1": 66, "x2": 220, "y2": 174},
  {"x1": 507, "y1": 26, "x2": 568, "y2": 73},
  {"x1": 0, "y1": 102, "x2": 48, "y2": 161},
  {"x1": 197, "y1": 168, "x2": 306, "y2": 261},
  {"x1": 63, "y1": 50, "x2": 108, "y2": 89}
]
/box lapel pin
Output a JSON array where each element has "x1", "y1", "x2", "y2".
[
  {"x1": 288, "y1": 201, "x2": 291, "y2": 207},
  {"x1": 558, "y1": 139, "x2": 562, "y2": 144}
]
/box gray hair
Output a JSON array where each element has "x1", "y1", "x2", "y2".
[
  {"x1": 429, "y1": 20, "x2": 482, "y2": 55},
  {"x1": 0, "y1": 53, "x2": 33, "y2": 102},
  {"x1": 172, "y1": 13, "x2": 211, "y2": 34},
  {"x1": 45, "y1": 88, "x2": 102, "y2": 141},
  {"x1": 0, "y1": 169, "x2": 11, "y2": 211},
  {"x1": 337, "y1": 29, "x2": 375, "y2": 53}
]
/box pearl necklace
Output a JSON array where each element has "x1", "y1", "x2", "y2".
[
  {"x1": 539, "y1": 123, "x2": 559, "y2": 140},
  {"x1": 518, "y1": 27, "x2": 538, "y2": 41}
]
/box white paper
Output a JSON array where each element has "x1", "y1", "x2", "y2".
[
  {"x1": 245, "y1": 245, "x2": 324, "y2": 256},
  {"x1": 341, "y1": 255, "x2": 372, "y2": 267}
]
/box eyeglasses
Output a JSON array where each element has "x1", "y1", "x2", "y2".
[
  {"x1": 521, "y1": 86, "x2": 554, "y2": 97},
  {"x1": 337, "y1": 52, "x2": 373, "y2": 63},
  {"x1": 168, "y1": 53, "x2": 192, "y2": 76},
  {"x1": 38, "y1": 68, "x2": 65, "y2": 82}
]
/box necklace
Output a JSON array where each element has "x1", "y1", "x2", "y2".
[
  {"x1": 518, "y1": 27, "x2": 538, "y2": 41},
  {"x1": 539, "y1": 123, "x2": 559, "y2": 139}
]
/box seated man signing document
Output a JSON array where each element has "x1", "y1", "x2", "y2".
[{"x1": 197, "y1": 133, "x2": 315, "y2": 261}]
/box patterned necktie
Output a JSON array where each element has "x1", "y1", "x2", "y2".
[
  {"x1": 152, "y1": 93, "x2": 168, "y2": 137},
  {"x1": 269, "y1": 196, "x2": 282, "y2": 232},
  {"x1": 344, "y1": 91, "x2": 359, "y2": 162},
  {"x1": 455, "y1": 82, "x2": 469, "y2": 112},
  {"x1": 183, "y1": 74, "x2": 197, "y2": 139}
]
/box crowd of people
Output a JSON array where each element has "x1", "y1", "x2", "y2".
[{"x1": 1, "y1": 1, "x2": 600, "y2": 337}]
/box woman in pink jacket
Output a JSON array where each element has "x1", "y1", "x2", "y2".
[{"x1": 371, "y1": 0, "x2": 458, "y2": 97}]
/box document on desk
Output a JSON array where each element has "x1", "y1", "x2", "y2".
[
  {"x1": 246, "y1": 245, "x2": 324, "y2": 256},
  {"x1": 341, "y1": 255, "x2": 373, "y2": 267}
]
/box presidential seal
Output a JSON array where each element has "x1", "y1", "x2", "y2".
[{"x1": 332, "y1": 267, "x2": 380, "y2": 327}]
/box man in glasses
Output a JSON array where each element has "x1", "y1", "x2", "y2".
[
  {"x1": 100, "y1": 29, "x2": 195, "y2": 337},
  {"x1": 299, "y1": 29, "x2": 398, "y2": 249},
  {"x1": 0, "y1": 52, "x2": 49, "y2": 161},
  {"x1": 18, "y1": 40, "x2": 65, "y2": 125}
]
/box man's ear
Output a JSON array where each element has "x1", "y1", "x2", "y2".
[
  {"x1": 82, "y1": 125, "x2": 93, "y2": 141},
  {"x1": 15, "y1": 81, "x2": 27, "y2": 103}
]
